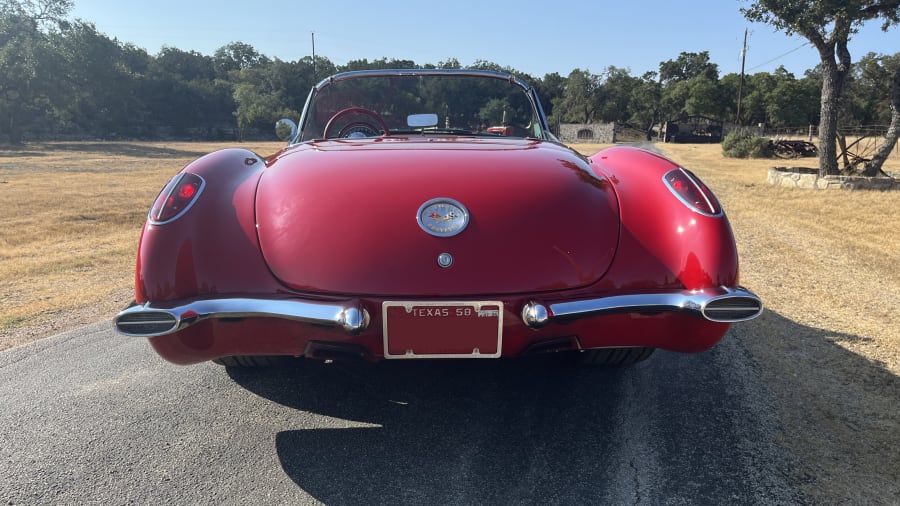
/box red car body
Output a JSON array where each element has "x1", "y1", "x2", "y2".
[{"x1": 115, "y1": 69, "x2": 761, "y2": 366}]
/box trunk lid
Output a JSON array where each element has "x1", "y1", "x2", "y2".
[{"x1": 256, "y1": 138, "x2": 619, "y2": 296}]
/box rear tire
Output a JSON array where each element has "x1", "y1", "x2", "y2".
[
  {"x1": 211, "y1": 355, "x2": 288, "y2": 367},
  {"x1": 579, "y1": 347, "x2": 655, "y2": 367}
]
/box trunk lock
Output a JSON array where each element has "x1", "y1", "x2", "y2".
[{"x1": 437, "y1": 252, "x2": 453, "y2": 268}]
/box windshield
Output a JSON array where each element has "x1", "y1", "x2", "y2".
[{"x1": 297, "y1": 71, "x2": 547, "y2": 142}]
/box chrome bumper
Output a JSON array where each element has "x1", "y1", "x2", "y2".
[
  {"x1": 115, "y1": 286, "x2": 761, "y2": 339},
  {"x1": 114, "y1": 298, "x2": 370, "y2": 338},
  {"x1": 521, "y1": 286, "x2": 762, "y2": 329}
]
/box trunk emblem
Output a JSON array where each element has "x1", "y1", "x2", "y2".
[{"x1": 417, "y1": 198, "x2": 469, "y2": 237}]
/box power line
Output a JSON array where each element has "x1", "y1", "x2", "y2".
[{"x1": 747, "y1": 42, "x2": 811, "y2": 72}]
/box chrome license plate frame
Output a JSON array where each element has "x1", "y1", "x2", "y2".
[{"x1": 382, "y1": 301, "x2": 503, "y2": 359}]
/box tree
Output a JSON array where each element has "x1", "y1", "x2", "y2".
[
  {"x1": 231, "y1": 58, "x2": 318, "y2": 139},
  {"x1": 437, "y1": 58, "x2": 461, "y2": 70},
  {"x1": 864, "y1": 62, "x2": 900, "y2": 173},
  {"x1": 595, "y1": 66, "x2": 638, "y2": 123},
  {"x1": 51, "y1": 21, "x2": 146, "y2": 137},
  {"x1": 0, "y1": 0, "x2": 72, "y2": 29},
  {"x1": 533, "y1": 72, "x2": 566, "y2": 124},
  {"x1": 0, "y1": 0, "x2": 71, "y2": 143},
  {"x1": 479, "y1": 98, "x2": 512, "y2": 125},
  {"x1": 233, "y1": 82, "x2": 292, "y2": 139},
  {"x1": 846, "y1": 52, "x2": 900, "y2": 125},
  {"x1": 683, "y1": 77, "x2": 728, "y2": 118},
  {"x1": 559, "y1": 69, "x2": 600, "y2": 123},
  {"x1": 656, "y1": 52, "x2": 725, "y2": 124},
  {"x1": 659, "y1": 75, "x2": 726, "y2": 121},
  {"x1": 766, "y1": 76, "x2": 820, "y2": 128},
  {"x1": 342, "y1": 57, "x2": 417, "y2": 72},
  {"x1": 723, "y1": 69, "x2": 817, "y2": 128},
  {"x1": 628, "y1": 72, "x2": 663, "y2": 139},
  {"x1": 153, "y1": 46, "x2": 215, "y2": 82},
  {"x1": 742, "y1": 0, "x2": 900, "y2": 176},
  {"x1": 146, "y1": 47, "x2": 232, "y2": 136},
  {"x1": 659, "y1": 51, "x2": 719, "y2": 85},
  {"x1": 213, "y1": 41, "x2": 269, "y2": 77},
  {"x1": 739, "y1": 72, "x2": 779, "y2": 126}
]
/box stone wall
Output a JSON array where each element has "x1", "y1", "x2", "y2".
[
  {"x1": 558, "y1": 123, "x2": 616, "y2": 144},
  {"x1": 767, "y1": 166, "x2": 900, "y2": 190}
]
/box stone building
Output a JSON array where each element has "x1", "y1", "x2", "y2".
[{"x1": 557, "y1": 123, "x2": 616, "y2": 144}]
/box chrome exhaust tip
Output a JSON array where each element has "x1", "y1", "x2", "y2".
[
  {"x1": 115, "y1": 309, "x2": 179, "y2": 337},
  {"x1": 702, "y1": 292, "x2": 763, "y2": 322}
]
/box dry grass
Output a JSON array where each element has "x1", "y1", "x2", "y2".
[
  {"x1": 1, "y1": 140, "x2": 899, "y2": 503},
  {"x1": 0, "y1": 141, "x2": 284, "y2": 349}
]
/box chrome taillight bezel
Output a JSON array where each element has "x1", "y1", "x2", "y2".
[
  {"x1": 148, "y1": 172, "x2": 206, "y2": 225},
  {"x1": 662, "y1": 168, "x2": 723, "y2": 217}
]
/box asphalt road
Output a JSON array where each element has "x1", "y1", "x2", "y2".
[{"x1": 1, "y1": 322, "x2": 802, "y2": 505}]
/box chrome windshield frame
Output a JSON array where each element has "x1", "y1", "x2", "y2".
[{"x1": 292, "y1": 68, "x2": 553, "y2": 144}]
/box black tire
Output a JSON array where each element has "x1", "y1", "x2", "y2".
[
  {"x1": 578, "y1": 347, "x2": 655, "y2": 367},
  {"x1": 211, "y1": 355, "x2": 288, "y2": 368}
]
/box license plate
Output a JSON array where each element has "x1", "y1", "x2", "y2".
[{"x1": 382, "y1": 301, "x2": 503, "y2": 359}]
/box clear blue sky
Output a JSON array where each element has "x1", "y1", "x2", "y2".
[{"x1": 71, "y1": 0, "x2": 897, "y2": 78}]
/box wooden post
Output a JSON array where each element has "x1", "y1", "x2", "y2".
[
  {"x1": 837, "y1": 134, "x2": 850, "y2": 169},
  {"x1": 736, "y1": 29, "x2": 747, "y2": 125}
]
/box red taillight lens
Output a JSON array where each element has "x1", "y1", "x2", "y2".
[
  {"x1": 663, "y1": 168, "x2": 722, "y2": 216},
  {"x1": 149, "y1": 173, "x2": 205, "y2": 224}
]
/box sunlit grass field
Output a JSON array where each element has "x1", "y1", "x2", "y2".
[{"x1": 0, "y1": 141, "x2": 285, "y2": 348}]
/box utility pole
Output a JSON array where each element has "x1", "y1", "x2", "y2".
[
  {"x1": 736, "y1": 28, "x2": 748, "y2": 125},
  {"x1": 311, "y1": 32, "x2": 317, "y2": 83}
]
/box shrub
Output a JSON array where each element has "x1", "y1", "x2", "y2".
[{"x1": 722, "y1": 131, "x2": 773, "y2": 158}]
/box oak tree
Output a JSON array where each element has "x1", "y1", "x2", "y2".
[{"x1": 742, "y1": 0, "x2": 900, "y2": 175}]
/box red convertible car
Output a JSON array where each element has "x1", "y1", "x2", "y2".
[{"x1": 115, "y1": 69, "x2": 761, "y2": 367}]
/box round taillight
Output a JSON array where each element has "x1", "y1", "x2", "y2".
[
  {"x1": 149, "y1": 173, "x2": 205, "y2": 224},
  {"x1": 177, "y1": 182, "x2": 197, "y2": 200}
]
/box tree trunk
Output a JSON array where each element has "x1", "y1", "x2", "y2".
[
  {"x1": 863, "y1": 65, "x2": 900, "y2": 177},
  {"x1": 6, "y1": 101, "x2": 23, "y2": 145},
  {"x1": 805, "y1": 22, "x2": 852, "y2": 177},
  {"x1": 818, "y1": 61, "x2": 842, "y2": 176}
]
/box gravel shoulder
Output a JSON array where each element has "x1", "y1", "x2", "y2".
[{"x1": 0, "y1": 287, "x2": 132, "y2": 351}]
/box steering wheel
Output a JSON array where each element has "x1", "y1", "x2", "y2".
[{"x1": 323, "y1": 107, "x2": 390, "y2": 139}]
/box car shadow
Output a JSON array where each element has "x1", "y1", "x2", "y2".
[
  {"x1": 224, "y1": 318, "x2": 834, "y2": 504},
  {"x1": 229, "y1": 357, "x2": 642, "y2": 504}
]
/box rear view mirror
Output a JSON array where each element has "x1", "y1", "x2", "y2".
[
  {"x1": 275, "y1": 119, "x2": 298, "y2": 141},
  {"x1": 407, "y1": 114, "x2": 438, "y2": 128}
]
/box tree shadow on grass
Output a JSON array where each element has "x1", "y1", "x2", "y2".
[{"x1": 0, "y1": 142, "x2": 208, "y2": 159}]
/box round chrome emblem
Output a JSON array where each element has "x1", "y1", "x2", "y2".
[{"x1": 417, "y1": 198, "x2": 469, "y2": 237}]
